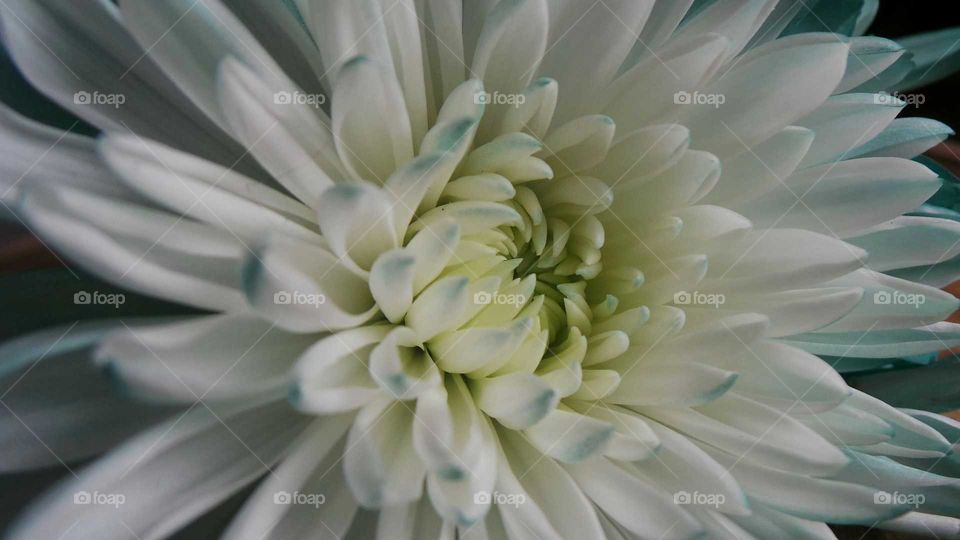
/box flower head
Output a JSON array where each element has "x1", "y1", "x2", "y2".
[{"x1": 2, "y1": 1, "x2": 960, "y2": 539}]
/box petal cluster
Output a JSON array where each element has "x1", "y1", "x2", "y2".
[{"x1": 1, "y1": 1, "x2": 960, "y2": 539}]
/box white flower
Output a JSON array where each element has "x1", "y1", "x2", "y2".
[{"x1": 2, "y1": 1, "x2": 960, "y2": 539}]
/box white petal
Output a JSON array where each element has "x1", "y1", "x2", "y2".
[
  {"x1": 671, "y1": 0, "x2": 779, "y2": 61},
  {"x1": 403, "y1": 219, "x2": 462, "y2": 294},
  {"x1": 836, "y1": 37, "x2": 906, "y2": 93},
  {"x1": 425, "y1": 377, "x2": 497, "y2": 526},
  {"x1": 296, "y1": 0, "x2": 427, "y2": 145},
  {"x1": 799, "y1": 404, "x2": 894, "y2": 447},
  {"x1": 471, "y1": 0, "x2": 549, "y2": 140},
  {"x1": 344, "y1": 399, "x2": 426, "y2": 507},
  {"x1": 635, "y1": 420, "x2": 750, "y2": 515},
  {"x1": 21, "y1": 184, "x2": 246, "y2": 312},
  {"x1": 609, "y1": 361, "x2": 738, "y2": 407},
  {"x1": 9, "y1": 401, "x2": 310, "y2": 540},
  {"x1": 731, "y1": 502, "x2": 838, "y2": 540},
  {"x1": 96, "y1": 314, "x2": 313, "y2": 403},
  {"x1": 602, "y1": 34, "x2": 730, "y2": 134},
  {"x1": 416, "y1": 0, "x2": 467, "y2": 111},
  {"x1": 331, "y1": 56, "x2": 413, "y2": 183},
  {"x1": 795, "y1": 93, "x2": 903, "y2": 167},
  {"x1": 739, "y1": 157, "x2": 940, "y2": 238},
  {"x1": 569, "y1": 403, "x2": 661, "y2": 461},
  {"x1": 120, "y1": 0, "x2": 294, "y2": 133},
  {"x1": 538, "y1": 0, "x2": 654, "y2": 123},
  {"x1": 711, "y1": 341, "x2": 851, "y2": 411},
  {"x1": 849, "y1": 216, "x2": 960, "y2": 271},
  {"x1": 216, "y1": 58, "x2": 346, "y2": 207},
  {"x1": 786, "y1": 322, "x2": 960, "y2": 359},
  {"x1": 587, "y1": 124, "x2": 691, "y2": 184},
  {"x1": 682, "y1": 35, "x2": 848, "y2": 158},
  {"x1": 702, "y1": 229, "x2": 866, "y2": 293},
  {"x1": 642, "y1": 394, "x2": 849, "y2": 476},
  {"x1": 523, "y1": 406, "x2": 613, "y2": 463},
  {"x1": 635, "y1": 0, "x2": 696, "y2": 50},
  {"x1": 388, "y1": 116, "x2": 478, "y2": 224},
  {"x1": 703, "y1": 445, "x2": 913, "y2": 525},
  {"x1": 242, "y1": 235, "x2": 376, "y2": 333},
  {"x1": 820, "y1": 269, "x2": 959, "y2": 332},
  {"x1": 500, "y1": 77, "x2": 559, "y2": 138},
  {"x1": 540, "y1": 115, "x2": 616, "y2": 175},
  {"x1": 0, "y1": 321, "x2": 170, "y2": 472},
  {"x1": 406, "y1": 276, "x2": 471, "y2": 342},
  {"x1": 717, "y1": 287, "x2": 863, "y2": 337},
  {"x1": 471, "y1": 372, "x2": 557, "y2": 429},
  {"x1": 317, "y1": 183, "x2": 398, "y2": 270},
  {"x1": 704, "y1": 126, "x2": 814, "y2": 207},
  {"x1": 101, "y1": 134, "x2": 319, "y2": 244},
  {"x1": 565, "y1": 457, "x2": 702, "y2": 539},
  {"x1": 879, "y1": 512, "x2": 960, "y2": 539},
  {"x1": 498, "y1": 428, "x2": 606, "y2": 540},
  {"x1": 0, "y1": 0, "x2": 244, "y2": 168},
  {"x1": 0, "y1": 104, "x2": 127, "y2": 207},
  {"x1": 222, "y1": 416, "x2": 356, "y2": 540},
  {"x1": 851, "y1": 118, "x2": 954, "y2": 159},
  {"x1": 369, "y1": 249, "x2": 416, "y2": 323},
  {"x1": 432, "y1": 318, "x2": 532, "y2": 374},
  {"x1": 410, "y1": 201, "x2": 521, "y2": 239},
  {"x1": 369, "y1": 326, "x2": 441, "y2": 399},
  {"x1": 291, "y1": 326, "x2": 388, "y2": 414},
  {"x1": 489, "y1": 442, "x2": 562, "y2": 540},
  {"x1": 411, "y1": 385, "x2": 461, "y2": 480}
]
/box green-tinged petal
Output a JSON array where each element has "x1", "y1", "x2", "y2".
[
  {"x1": 848, "y1": 357, "x2": 960, "y2": 413},
  {"x1": 895, "y1": 27, "x2": 960, "y2": 91}
]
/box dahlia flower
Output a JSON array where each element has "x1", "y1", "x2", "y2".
[{"x1": 3, "y1": 0, "x2": 960, "y2": 538}]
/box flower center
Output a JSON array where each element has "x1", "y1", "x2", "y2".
[
  {"x1": 393, "y1": 121, "x2": 647, "y2": 409},
  {"x1": 293, "y1": 82, "x2": 654, "y2": 435}
]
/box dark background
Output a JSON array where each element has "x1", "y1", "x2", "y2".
[{"x1": 872, "y1": 3, "x2": 960, "y2": 127}]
